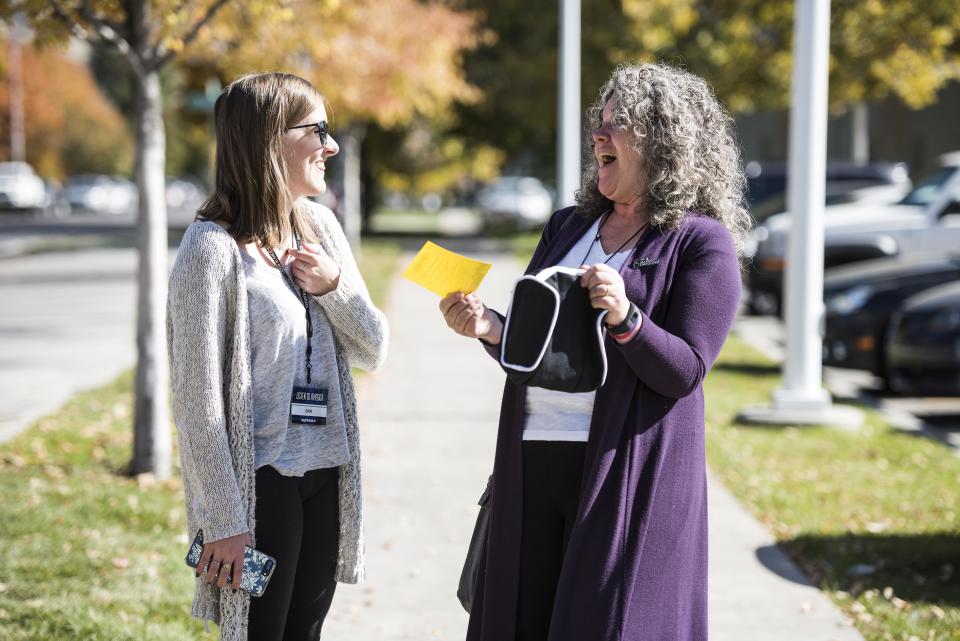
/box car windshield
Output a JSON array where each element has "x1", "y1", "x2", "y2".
[{"x1": 900, "y1": 166, "x2": 959, "y2": 206}]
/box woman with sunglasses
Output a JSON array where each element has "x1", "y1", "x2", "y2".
[
  {"x1": 440, "y1": 63, "x2": 750, "y2": 641},
  {"x1": 168, "y1": 72, "x2": 388, "y2": 641}
]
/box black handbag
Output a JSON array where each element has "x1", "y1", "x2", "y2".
[
  {"x1": 499, "y1": 266, "x2": 609, "y2": 393},
  {"x1": 457, "y1": 475, "x2": 492, "y2": 613}
]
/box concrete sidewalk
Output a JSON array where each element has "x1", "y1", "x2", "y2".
[{"x1": 326, "y1": 247, "x2": 863, "y2": 640}]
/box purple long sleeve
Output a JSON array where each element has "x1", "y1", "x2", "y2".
[{"x1": 615, "y1": 220, "x2": 742, "y2": 398}]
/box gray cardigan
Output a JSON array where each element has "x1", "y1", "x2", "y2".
[{"x1": 167, "y1": 201, "x2": 388, "y2": 640}]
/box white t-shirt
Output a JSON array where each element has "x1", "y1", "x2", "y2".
[{"x1": 523, "y1": 216, "x2": 632, "y2": 442}]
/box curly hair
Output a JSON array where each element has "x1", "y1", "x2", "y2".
[{"x1": 575, "y1": 63, "x2": 752, "y2": 258}]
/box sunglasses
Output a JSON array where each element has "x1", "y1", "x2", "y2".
[{"x1": 288, "y1": 120, "x2": 329, "y2": 146}]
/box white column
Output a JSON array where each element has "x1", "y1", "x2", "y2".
[
  {"x1": 738, "y1": 0, "x2": 861, "y2": 429},
  {"x1": 776, "y1": 0, "x2": 832, "y2": 410},
  {"x1": 557, "y1": 0, "x2": 581, "y2": 207},
  {"x1": 851, "y1": 101, "x2": 869, "y2": 165}
]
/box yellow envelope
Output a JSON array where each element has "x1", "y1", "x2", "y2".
[{"x1": 402, "y1": 241, "x2": 492, "y2": 296}]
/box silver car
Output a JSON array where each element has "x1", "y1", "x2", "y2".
[
  {"x1": 0, "y1": 161, "x2": 47, "y2": 212},
  {"x1": 477, "y1": 176, "x2": 553, "y2": 230}
]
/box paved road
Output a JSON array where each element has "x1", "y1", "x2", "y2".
[
  {"x1": 0, "y1": 248, "x2": 174, "y2": 443},
  {"x1": 327, "y1": 245, "x2": 863, "y2": 641}
]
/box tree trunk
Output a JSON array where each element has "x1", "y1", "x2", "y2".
[
  {"x1": 340, "y1": 124, "x2": 366, "y2": 253},
  {"x1": 130, "y1": 65, "x2": 172, "y2": 478}
]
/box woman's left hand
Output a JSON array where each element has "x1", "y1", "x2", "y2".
[
  {"x1": 581, "y1": 263, "x2": 631, "y2": 326},
  {"x1": 288, "y1": 243, "x2": 340, "y2": 296}
]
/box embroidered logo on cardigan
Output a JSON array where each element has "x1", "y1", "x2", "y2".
[{"x1": 630, "y1": 257, "x2": 659, "y2": 269}]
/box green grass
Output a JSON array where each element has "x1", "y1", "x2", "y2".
[
  {"x1": 0, "y1": 237, "x2": 403, "y2": 640},
  {"x1": 357, "y1": 236, "x2": 404, "y2": 310},
  {"x1": 0, "y1": 372, "x2": 209, "y2": 640},
  {"x1": 706, "y1": 337, "x2": 960, "y2": 641},
  {"x1": 511, "y1": 231, "x2": 541, "y2": 263}
]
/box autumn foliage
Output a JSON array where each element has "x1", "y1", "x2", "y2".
[{"x1": 0, "y1": 38, "x2": 131, "y2": 179}]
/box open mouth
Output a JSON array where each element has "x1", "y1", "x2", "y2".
[{"x1": 599, "y1": 153, "x2": 617, "y2": 167}]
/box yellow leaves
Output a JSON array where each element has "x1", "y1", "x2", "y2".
[
  {"x1": 187, "y1": 0, "x2": 480, "y2": 127},
  {"x1": 870, "y1": 44, "x2": 959, "y2": 109},
  {"x1": 864, "y1": 0, "x2": 886, "y2": 18},
  {"x1": 622, "y1": 0, "x2": 695, "y2": 51}
]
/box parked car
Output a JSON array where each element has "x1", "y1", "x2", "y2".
[
  {"x1": 62, "y1": 174, "x2": 138, "y2": 215},
  {"x1": 744, "y1": 160, "x2": 911, "y2": 226},
  {"x1": 477, "y1": 176, "x2": 553, "y2": 230},
  {"x1": 822, "y1": 253, "x2": 960, "y2": 376},
  {"x1": 749, "y1": 152, "x2": 960, "y2": 315},
  {"x1": 886, "y1": 280, "x2": 960, "y2": 395},
  {"x1": 0, "y1": 161, "x2": 47, "y2": 212},
  {"x1": 165, "y1": 177, "x2": 204, "y2": 211}
]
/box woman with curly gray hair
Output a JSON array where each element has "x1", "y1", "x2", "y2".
[{"x1": 439, "y1": 62, "x2": 747, "y2": 641}]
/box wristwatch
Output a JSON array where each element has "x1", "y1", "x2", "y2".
[{"x1": 607, "y1": 302, "x2": 640, "y2": 336}]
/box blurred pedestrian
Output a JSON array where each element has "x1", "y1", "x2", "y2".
[
  {"x1": 439, "y1": 62, "x2": 750, "y2": 641},
  {"x1": 168, "y1": 72, "x2": 388, "y2": 641}
]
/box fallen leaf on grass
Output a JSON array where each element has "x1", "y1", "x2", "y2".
[
  {"x1": 136, "y1": 473, "x2": 158, "y2": 489},
  {"x1": 865, "y1": 521, "x2": 888, "y2": 534},
  {"x1": 43, "y1": 464, "x2": 65, "y2": 480}
]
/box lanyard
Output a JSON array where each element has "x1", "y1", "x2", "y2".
[
  {"x1": 580, "y1": 211, "x2": 648, "y2": 266},
  {"x1": 264, "y1": 228, "x2": 313, "y2": 384}
]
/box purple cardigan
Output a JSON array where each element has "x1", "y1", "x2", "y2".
[{"x1": 467, "y1": 206, "x2": 742, "y2": 641}]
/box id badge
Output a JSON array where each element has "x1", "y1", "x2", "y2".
[{"x1": 290, "y1": 386, "x2": 328, "y2": 425}]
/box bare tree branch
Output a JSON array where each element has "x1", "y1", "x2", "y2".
[{"x1": 152, "y1": 0, "x2": 232, "y2": 70}]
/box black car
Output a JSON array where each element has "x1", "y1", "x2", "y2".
[
  {"x1": 822, "y1": 254, "x2": 960, "y2": 376},
  {"x1": 886, "y1": 281, "x2": 960, "y2": 395}
]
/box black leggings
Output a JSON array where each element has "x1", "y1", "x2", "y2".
[
  {"x1": 516, "y1": 440, "x2": 586, "y2": 641},
  {"x1": 248, "y1": 465, "x2": 340, "y2": 641}
]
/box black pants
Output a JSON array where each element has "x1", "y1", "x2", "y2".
[
  {"x1": 516, "y1": 440, "x2": 587, "y2": 641},
  {"x1": 248, "y1": 465, "x2": 340, "y2": 641}
]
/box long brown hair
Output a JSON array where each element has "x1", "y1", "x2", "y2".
[{"x1": 197, "y1": 72, "x2": 326, "y2": 247}]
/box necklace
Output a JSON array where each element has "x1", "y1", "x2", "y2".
[{"x1": 580, "y1": 211, "x2": 648, "y2": 266}]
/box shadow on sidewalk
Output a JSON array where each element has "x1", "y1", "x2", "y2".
[{"x1": 769, "y1": 532, "x2": 960, "y2": 605}]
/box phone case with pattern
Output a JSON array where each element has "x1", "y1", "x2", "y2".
[{"x1": 184, "y1": 529, "x2": 277, "y2": 598}]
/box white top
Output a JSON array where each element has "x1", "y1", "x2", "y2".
[
  {"x1": 242, "y1": 251, "x2": 351, "y2": 476},
  {"x1": 523, "y1": 216, "x2": 632, "y2": 442}
]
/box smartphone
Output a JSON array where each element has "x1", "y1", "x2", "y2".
[{"x1": 184, "y1": 529, "x2": 277, "y2": 598}]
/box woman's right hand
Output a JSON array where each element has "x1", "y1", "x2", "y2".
[
  {"x1": 439, "y1": 292, "x2": 503, "y2": 344},
  {"x1": 197, "y1": 531, "x2": 251, "y2": 590}
]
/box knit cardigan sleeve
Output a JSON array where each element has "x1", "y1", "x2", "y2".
[
  {"x1": 167, "y1": 224, "x2": 249, "y2": 542},
  {"x1": 614, "y1": 217, "x2": 742, "y2": 398},
  {"x1": 306, "y1": 203, "x2": 389, "y2": 371}
]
